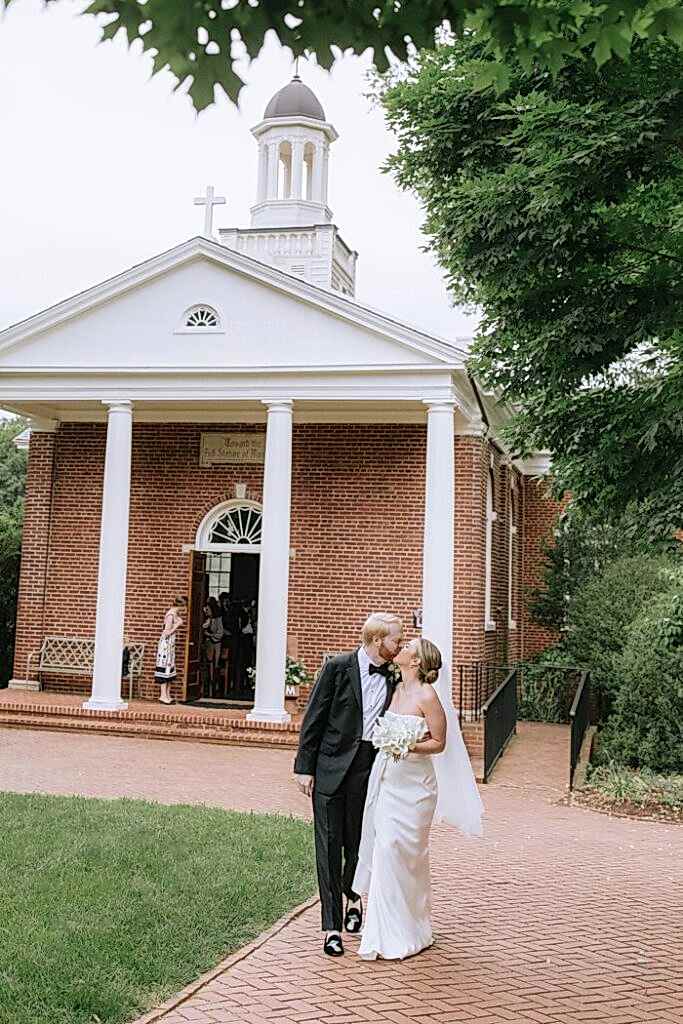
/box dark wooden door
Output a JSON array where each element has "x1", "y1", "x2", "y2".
[
  {"x1": 228, "y1": 554, "x2": 260, "y2": 700},
  {"x1": 230, "y1": 553, "x2": 260, "y2": 600},
  {"x1": 183, "y1": 551, "x2": 206, "y2": 702}
]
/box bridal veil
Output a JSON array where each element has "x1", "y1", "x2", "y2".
[{"x1": 433, "y1": 671, "x2": 484, "y2": 837}]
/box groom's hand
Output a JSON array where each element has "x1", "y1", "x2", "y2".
[{"x1": 294, "y1": 773, "x2": 314, "y2": 797}]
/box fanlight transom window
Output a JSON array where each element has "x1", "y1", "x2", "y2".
[
  {"x1": 208, "y1": 505, "x2": 262, "y2": 546},
  {"x1": 183, "y1": 305, "x2": 220, "y2": 329}
]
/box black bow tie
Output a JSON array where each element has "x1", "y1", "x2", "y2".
[{"x1": 369, "y1": 662, "x2": 390, "y2": 678}]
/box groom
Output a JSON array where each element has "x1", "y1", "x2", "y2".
[{"x1": 293, "y1": 612, "x2": 403, "y2": 956}]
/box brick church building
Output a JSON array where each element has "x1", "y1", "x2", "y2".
[{"x1": 0, "y1": 75, "x2": 559, "y2": 727}]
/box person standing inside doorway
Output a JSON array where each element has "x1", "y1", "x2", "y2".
[
  {"x1": 202, "y1": 596, "x2": 224, "y2": 696},
  {"x1": 154, "y1": 596, "x2": 187, "y2": 704}
]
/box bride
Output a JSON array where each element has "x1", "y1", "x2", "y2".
[{"x1": 352, "y1": 637, "x2": 483, "y2": 960}]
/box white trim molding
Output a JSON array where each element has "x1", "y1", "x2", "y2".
[
  {"x1": 0, "y1": 236, "x2": 467, "y2": 366},
  {"x1": 514, "y1": 452, "x2": 553, "y2": 476},
  {"x1": 484, "y1": 469, "x2": 495, "y2": 629}
]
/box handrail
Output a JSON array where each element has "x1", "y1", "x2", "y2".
[
  {"x1": 568, "y1": 670, "x2": 589, "y2": 720},
  {"x1": 569, "y1": 670, "x2": 591, "y2": 790},
  {"x1": 533, "y1": 662, "x2": 587, "y2": 673},
  {"x1": 482, "y1": 667, "x2": 517, "y2": 782},
  {"x1": 482, "y1": 667, "x2": 516, "y2": 715}
]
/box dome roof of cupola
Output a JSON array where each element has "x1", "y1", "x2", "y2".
[{"x1": 263, "y1": 76, "x2": 325, "y2": 121}]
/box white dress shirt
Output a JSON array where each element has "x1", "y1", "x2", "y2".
[{"x1": 357, "y1": 646, "x2": 388, "y2": 741}]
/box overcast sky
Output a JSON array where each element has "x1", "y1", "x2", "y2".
[{"x1": 0, "y1": 0, "x2": 479, "y2": 343}]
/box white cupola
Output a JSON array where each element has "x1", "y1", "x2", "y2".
[
  {"x1": 219, "y1": 74, "x2": 357, "y2": 296},
  {"x1": 251, "y1": 75, "x2": 336, "y2": 229}
]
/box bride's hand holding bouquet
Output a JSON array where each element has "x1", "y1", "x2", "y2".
[{"x1": 370, "y1": 715, "x2": 427, "y2": 762}]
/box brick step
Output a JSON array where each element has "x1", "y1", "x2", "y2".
[
  {"x1": 0, "y1": 699, "x2": 300, "y2": 735},
  {"x1": 0, "y1": 712, "x2": 299, "y2": 749}
]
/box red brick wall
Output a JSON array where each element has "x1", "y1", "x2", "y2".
[
  {"x1": 289, "y1": 423, "x2": 424, "y2": 670},
  {"x1": 451, "y1": 441, "x2": 526, "y2": 698},
  {"x1": 453, "y1": 436, "x2": 487, "y2": 666},
  {"x1": 12, "y1": 431, "x2": 56, "y2": 682},
  {"x1": 520, "y1": 476, "x2": 564, "y2": 659},
  {"x1": 13, "y1": 422, "x2": 561, "y2": 703}
]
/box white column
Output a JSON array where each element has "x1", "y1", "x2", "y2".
[
  {"x1": 421, "y1": 401, "x2": 456, "y2": 704},
  {"x1": 322, "y1": 145, "x2": 330, "y2": 204},
  {"x1": 248, "y1": 400, "x2": 293, "y2": 724},
  {"x1": 257, "y1": 143, "x2": 268, "y2": 202},
  {"x1": 267, "y1": 142, "x2": 279, "y2": 199},
  {"x1": 283, "y1": 146, "x2": 292, "y2": 198},
  {"x1": 291, "y1": 140, "x2": 304, "y2": 199},
  {"x1": 83, "y1": 400, "x2": 133, "y2": 711},
  {"x1": 312, "y1": 144, "x2": 324, "y2": 202}
]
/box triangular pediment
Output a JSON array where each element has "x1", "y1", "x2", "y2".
[{"x1": 0, "y1": 238, "x2": 464, "y2": 372}]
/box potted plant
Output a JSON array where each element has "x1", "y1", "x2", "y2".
[{"x1": 285, "y1": 656, "x2": 311, "y2": 698}]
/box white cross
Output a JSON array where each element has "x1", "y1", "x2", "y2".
[{"x1": 193, "y1": 185, "x2": 226, "y2": 237}]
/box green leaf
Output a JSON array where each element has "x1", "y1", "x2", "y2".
[
  {"x1": 663, "y1": 8, "x2": 683, "y2": 46},
  {"x1": 472, "y1": 61, "x2": 511, "y2": 94},
  {"x1": 16, "y1": 0, "x2": 682, "y2": 112}
]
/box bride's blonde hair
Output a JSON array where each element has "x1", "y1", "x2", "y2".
[{"x1": 415, "y1": 638, "x2": 442, "y2": 685}]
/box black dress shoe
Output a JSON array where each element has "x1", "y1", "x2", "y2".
[
  {"x1": 344, "y1": 902, "x2": 363, "y2": 933},
  {"x1": 323, "y1": 933, "x2": 344, "y2": 957}
]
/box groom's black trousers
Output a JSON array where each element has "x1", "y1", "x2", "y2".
[{"x1": 313, "y1": 740, "x2": 375, "y2": 931}]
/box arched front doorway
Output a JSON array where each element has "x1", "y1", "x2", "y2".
[{"x1": 184, "y1": 501, "x2": 262, "y2": 704}]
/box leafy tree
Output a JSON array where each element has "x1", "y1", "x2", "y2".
[
  {"x1": 3, "y1": 0, "x2": 683, "y2": 110},
  {"x1": 0, "y1": 419, "x2": 27, "y2": 685},
  {"x1": 529, "y1": 506, "x2": 674, "y2": 631},
  {"x1": 380, "y1": 37, "x2": 683, "y2": 540}
]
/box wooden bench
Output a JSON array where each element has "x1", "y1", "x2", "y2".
[{"x1": 27, "y1": 637, "x2": 145, "y2": 701}]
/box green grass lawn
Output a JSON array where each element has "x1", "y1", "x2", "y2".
[{"x1": 0, "y1": 792, "x2": 315, "y2": 1024}]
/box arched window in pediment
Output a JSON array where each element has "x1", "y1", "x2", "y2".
[{"x1": 181, "y1": 304, "x2": 221, "y2": 330}]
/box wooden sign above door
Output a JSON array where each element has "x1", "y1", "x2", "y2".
[{"x1": 199, "y1": 432, "x2": 266, "y2": 466}]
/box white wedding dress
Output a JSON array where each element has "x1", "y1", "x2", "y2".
[{"x1": 353, "y1": 711, "x2": 437, "y2": 960}]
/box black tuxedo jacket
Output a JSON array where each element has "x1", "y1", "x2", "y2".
[{"x1": 294, "y1": 650, "x2": 395, "y2": 796}]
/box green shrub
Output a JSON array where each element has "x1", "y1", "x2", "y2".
[
  {"x1": 598, "y1": 570, "x2": 683, "y2": 773},
  {"x1": 586, "y1": 762, "x2": 683, "y2": 810},
  {"x1": 0, "y1": 419, "x2": 27, "y2": 686},
  {"x1": 517, "y1": 648, "x2": 578, "y2": 722},
  {"x1": 0, "y1": 508, "x2": 22, "y2": 685},
  {"x1": 565, "y1": 554, "x2": 675, "y2": 704}
]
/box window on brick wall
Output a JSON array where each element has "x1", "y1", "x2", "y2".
[
  {"x1": 508, "y1": 489, "x2": 518, "y2": 629},
  {"x1": 208, "y1": 505, "x2": 262, "y2": 546},
  {"x1": 485, "y1": 470, "x2": 496, "y2": 630},
  {"x1": 195, "y1": 500, "x2": 263, "y2": 553}
]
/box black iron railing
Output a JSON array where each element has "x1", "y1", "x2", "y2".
[
  {"x1": 482, "y1": 667, "x2": 518, "y2": 782},
  {"x1": 454, "y1": 662, "x2": 510, "y2": 721},
  {"x1": 569, "y1": 671, "x2": 591, "y2": 790}
]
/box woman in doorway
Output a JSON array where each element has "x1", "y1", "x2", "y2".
[
  {"x1": 154, "y1": 596, "x2": 187, "y2": 704},
  {"x1": 202, "y1": 596, "x2": 224, "y2": 696},
  {"x1": 218, "y1": 592, "x2": 232, "y2": 698}
]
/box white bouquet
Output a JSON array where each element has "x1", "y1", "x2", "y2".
[{"x1": 371, "y1": 714, "x2": 426, "y2": 762}]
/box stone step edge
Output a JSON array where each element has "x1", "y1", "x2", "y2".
[
  {"x1": 0, "y1": 713, "x2": 299, "y2": 748},
  {"x1": 0, "y1": 701, "x2": 300, "y2": 733}
]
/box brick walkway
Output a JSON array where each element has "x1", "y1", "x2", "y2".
[{"x1": 1, "y1": 725, "x2": 681, "y2": 1024}]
